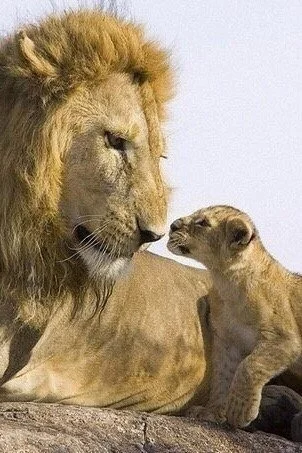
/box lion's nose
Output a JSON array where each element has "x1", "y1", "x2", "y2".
[
  {"x1": 170, "y1": 218, "x2": 183, "y2": 232},
  {"x1": 140, "y1": 229, "x2": 164, "y2": 244}
]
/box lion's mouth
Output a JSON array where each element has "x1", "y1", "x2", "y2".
[{"x1": 75, "y1": 225, "x2": 113, "y2": 255}]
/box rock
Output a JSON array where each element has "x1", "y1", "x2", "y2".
[{"x1": 0, "y1": 403, "x2": 300, "y2": 452}]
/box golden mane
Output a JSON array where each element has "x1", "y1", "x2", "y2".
[{"x1": 0, "y1": 10, "x2": 173, "y2": 326}]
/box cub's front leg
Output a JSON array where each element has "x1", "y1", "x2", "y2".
[
  {"x1": 226, "y1": 331, "x2": 301, "y2": 428},
  {"x1": 187, "y1": 333, "x2": 243, "y2": 423}
]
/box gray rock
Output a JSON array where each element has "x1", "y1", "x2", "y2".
[{"x1": 0, "y1": 403, "x2": 300, "y2": 453}]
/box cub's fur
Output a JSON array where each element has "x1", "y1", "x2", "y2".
[{"x1": 168, "y1": 205, "x2": 302, "y2": 427}]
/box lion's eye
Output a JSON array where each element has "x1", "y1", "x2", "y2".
[
  {"x1": 195, "y1": 218, "x2": 210, "y2": 228},
  {"x1": 104, "y1": 131, "x2": 127, "y2": 152}
]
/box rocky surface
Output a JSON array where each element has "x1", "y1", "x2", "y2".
[{"x1": 0, "y1": 403, "x2": 300, "y2": 452}]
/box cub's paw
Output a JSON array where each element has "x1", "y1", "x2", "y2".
[
  {"x1": 226, "y1": 391, "x2": 261, "y2": 428},
  {"x1": 185, "y1": 405, "x2": 226, "y2": 423}
]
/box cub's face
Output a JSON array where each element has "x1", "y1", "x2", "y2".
[
  {"x1": 60, "y1": 73, "x2": 168, "y2": 280},
  {"x1": 167, "y1": 206, "x2": 255, "y2": 270}
]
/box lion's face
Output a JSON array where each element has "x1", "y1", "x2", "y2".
[
  {"x1": 0, "y1": 10, "x2": 174, "y2": 312},
  {"x1": 60, "y1": 73, "x2": 168, "y2": 279}
]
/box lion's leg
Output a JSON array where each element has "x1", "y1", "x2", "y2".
[
  {"x1": 186, "y1": 334, "x2": 242, "y2": 423},
  {"x1": 247, "y1": 385, "x2": 302, "y2": 441}
]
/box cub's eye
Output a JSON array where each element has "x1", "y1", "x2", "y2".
[
  {"x1": 104, "y1": 131, "x2": 127, "y2": 152},
  {"x1": 194, "y1": 218, "x2": 210, "y2": 228}
]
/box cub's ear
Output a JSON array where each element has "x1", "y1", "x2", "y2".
[{"x1": 226, "y1": 217, "x2": 254, "y2": 249}]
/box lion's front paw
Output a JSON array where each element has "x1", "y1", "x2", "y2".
[
  {"x1": 226, "y1": 390, "x2": 261, "y2": 428},
  {"x1": 185, "y1": 405, "x2": 226, "y2": 423}
]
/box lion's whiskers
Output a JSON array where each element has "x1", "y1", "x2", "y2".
[
  {"x1": 60, "y1": 220, "x2": 111, "y2": 263},
  {"x1": 91, "y1": 226, "x2": 123, "y2": 278},
  {"x1": 91, "y1": 230, "x2": 113, "y2": 278},
  {"x1": 60, "y1": 217, "x2": 128, "y2": 279}
]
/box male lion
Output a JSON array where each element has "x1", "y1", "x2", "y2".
[
  {"x1": 0, "y1": 9, "x2": 211, "y2": 411},
  {"x1": 0, "y1": 9, "x2": 298, "y2": 435}
]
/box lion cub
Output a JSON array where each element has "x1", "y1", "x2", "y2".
[{"x1": 168, "y1": 205, "x2": 302, "y2": 428}]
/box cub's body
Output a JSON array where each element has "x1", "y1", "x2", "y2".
[{"x1": 168, "y1": 205, "x2": 302, "y2": 427}]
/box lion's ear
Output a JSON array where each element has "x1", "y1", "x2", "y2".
[
  {"x1": 226, "y1": 217, "x2": 254, "y2": 249},
  {"x1": 18, "y1": 31, "x2": 57, "y2": 78}
]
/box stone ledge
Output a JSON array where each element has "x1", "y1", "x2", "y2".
[{"x1": 0, "y1": 403, "x2": 300, "y2": 452}]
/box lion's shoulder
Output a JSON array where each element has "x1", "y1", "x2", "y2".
[{"x1": 130, "y1": 251, "x2": 212, "y2": 293}]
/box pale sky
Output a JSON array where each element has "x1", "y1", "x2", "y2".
[{"x1": 1, "y1": 1, "x2": 301, "y2": 272}]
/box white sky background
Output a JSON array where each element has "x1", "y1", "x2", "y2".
[{"x1": 1, "y1": 1, "x2": 301, "y2": 272}]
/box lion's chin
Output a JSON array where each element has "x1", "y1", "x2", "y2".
[{"x1": 79, "y1": 247, "x2": 131, "y2": 281}]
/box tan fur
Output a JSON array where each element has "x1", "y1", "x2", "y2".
[
  {"x1": 168, "y1": 205, "x2": 302, "y2": 427},
  {"x1": 0, "y1": 9, "x2": 173, "y2": 327},
  {"x1": 0, "y1": 9, "x2": 212, "y2": 411}
]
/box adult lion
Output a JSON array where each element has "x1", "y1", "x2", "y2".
[
  {"x1": 0, "y1": 10, "x2": 299, "y2": 435},
  {"x1": 0, "y1": 9, "x2": 211, "y2": 411}
]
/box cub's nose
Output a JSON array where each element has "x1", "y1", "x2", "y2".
[
  {"x1": 170, "y1": 218, "x2": 183, "y2": 232},
  {"x1": 140, "y1": 229, "x2": 164, "y2": 245}
]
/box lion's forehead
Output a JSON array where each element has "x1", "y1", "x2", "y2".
[{"x1": 67, "y1": 74, "x2": 163, "y2": 159}]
